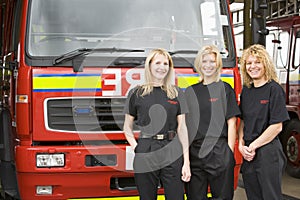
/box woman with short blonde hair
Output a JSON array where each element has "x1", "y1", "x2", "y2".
[
  {"x1": 194, "y1": 45, "x2": 223, "y2": 83},
  {"x1": 185, "y1": 45, "x2": 240, "y2": 200}
]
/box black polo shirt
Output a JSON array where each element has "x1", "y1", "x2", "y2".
[
  {"x1": 124, "y1": 86, "x2": 188, "y2": 136},
  {"x1": 239, "y1": 80, "x2": 289, "y2": 142},
  {"x1": 185, "y1": 81, "x2": 240, "y2": 141}
]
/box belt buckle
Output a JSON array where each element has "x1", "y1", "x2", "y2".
[{"x1": 156, "y1": 134, "x2": 164, "y2": 140}]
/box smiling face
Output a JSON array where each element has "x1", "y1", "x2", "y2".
[
  {"x1": 240, "y1": 44, "x2": 278, "y2": 88},
  {"x1": 149, "y1": 53, "x2": 170, "y2": 85},
  {"x1": 245, "y1": 55, "x2": 266, "y2": 83},
  {"x1": 200, "y1": 53, "x2": 218, "y2": 83}
]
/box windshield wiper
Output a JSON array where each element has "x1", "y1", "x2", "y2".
[
  {"x1": 113, "y1": 59, "x2": 144, "y2": 66},
  {"x1": 53, "y1": 47, "x2": 145, "y2": 72},
  {"x1": 53, "y1": 47, "x2": 145, "y2": 65},
  {"x1": 168, "y1": 50, "x2": 198, "y2": 56}
]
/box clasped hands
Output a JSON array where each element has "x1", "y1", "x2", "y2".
[{"x1": 239, "y1": 145, "x2": 256, "y2": 162}]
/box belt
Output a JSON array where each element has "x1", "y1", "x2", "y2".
[
  {"x1": 140, "y1": 131, "x2": 176, "y2": 140},
  {"x1": 152, "y1": 134, "x2": 168, "y2": 140}
]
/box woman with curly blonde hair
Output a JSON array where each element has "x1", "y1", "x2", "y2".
[
  {"x1": 238, "y1": 44, "x2": 289, "y2": 200},
  {"x1": 240, "y1": 44, "x2": 278, "y2": 88}
]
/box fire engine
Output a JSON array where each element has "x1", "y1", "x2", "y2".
[
  {"x1": 265, "y1": 0, "x2": 300, "y2": 178},
  {"x1": 0, "y1": 0, "x2": 242, "y2": 199}
]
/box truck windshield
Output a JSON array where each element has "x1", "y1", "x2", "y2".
[{"x1": 27, "y1": 0, "x2": 234, "y2": 62}]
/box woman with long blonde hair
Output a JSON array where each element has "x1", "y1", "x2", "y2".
[
  {"x1": 123, "y1": 48, "x2": 191, "y2": 200},
  {"x1": 138, "y1": 48, "x2": 178, "y2": 99}
]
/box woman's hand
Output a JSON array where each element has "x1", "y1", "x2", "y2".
[
  {"x1": 239, "y1": 144, "x2": 255, "y2": 161},
  {"x1": 181, "y1": 162, "x2": 191, "y2": 182}
]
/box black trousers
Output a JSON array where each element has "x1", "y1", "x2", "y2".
[
  {"x1": 133, "y1": 138, "x2": 184, "y2": 200},
  {"x1": 186, "y1": 138, "x2": 235, "y2": 200},
  {"x1": 241, "y1": 138, "x2": 286, "y2": 200}
]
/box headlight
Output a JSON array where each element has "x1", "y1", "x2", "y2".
[{"x1": 36, "y1": 153, "x2": 65, "y2": 167}]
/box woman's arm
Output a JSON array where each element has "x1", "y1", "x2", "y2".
[
  {"x1": 249, "y1": 122, "x2": 283, "y2": 151},
  {"x1": 123, "y1": 114, "x2": 137, "y2": 150},
  {"x1": 227, "y1": 117, "x2": 237, "y2": 152},
  {"x1": 177, "y1": 114, "x2": 191, "y2": 182},
  {"x1": 238, "y1": 120, "x2": 255, "y2": 161},
  {"x1": 238, "y1": 120, "x2": 245, "y2": 148}
]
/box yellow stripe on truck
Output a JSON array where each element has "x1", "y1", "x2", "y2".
[
  {"x1": 221, "y1": 76, "x2": 234, "y2": 88},
  {"x1": 33, "y1": 73, "x2": 101, "y2": 92},
  {"x1": 69, "y1": 194, "x2": 212, "y2": 200},
  {"x1": 69, "y1": 195, "x2": 166, "y2": 200},
  {"x1": 177, "y1": 74, "x2": 234, "y2": 89},
  {"x1": 177, "y1": 74, "x2": 199, "y2": 89}
]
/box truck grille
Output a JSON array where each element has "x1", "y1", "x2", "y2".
[{"x1": 46, "y1": 98, "x2": 126, "y2": 132}]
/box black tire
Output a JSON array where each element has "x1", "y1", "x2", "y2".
[{"x1": 281, "y1": 119, "x2": 300, "y2": 178}]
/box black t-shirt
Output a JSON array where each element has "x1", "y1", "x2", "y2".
[
  {"x1": 124, "y1": 86, "x2": 188, "y2": 136},
  {"x1": 185, "y1": 81, "x2": 240, "y2": 141},
  {"x1": 239, "y1": 80, "x2": 289, "y2": 142}
]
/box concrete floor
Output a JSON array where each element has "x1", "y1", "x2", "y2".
[{"x1": 234, "y1": 172, "x2": 300, "y2": 200}]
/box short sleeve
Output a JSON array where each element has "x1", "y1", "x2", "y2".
[
  {"x1": 269, "y1": 84, "x2": 289, "y2": 124},
  {"x1": 177, "y1": 87, "x2": 189, "y2": 115},
  {"x1": 123, "y1": 87, "x2": 137, "y2": 117},
  {"x1": 238, "y1": 86, "x2": 247, "y2": 120},
  {"x1": 225, "y1": 83, "x2": 241, "y2": 119}
]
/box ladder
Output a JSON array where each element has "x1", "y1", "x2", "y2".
[{"x1": 267, "y1": 0, "x2": 300, "y2": 20}]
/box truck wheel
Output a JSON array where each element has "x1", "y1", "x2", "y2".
[{"x1": 281, "y1": 119, "x2": 300, "y2": 178}]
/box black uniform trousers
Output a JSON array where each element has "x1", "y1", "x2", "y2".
[
  {"x1": 133, "y1": 137, "x2": 184, "y2": 200},
  {"x1": 186, "y1": 138, "x2": 235, "y2": 200},
  {"x1": 241, "y1": 138, "x2": 286, "y2": 200}
]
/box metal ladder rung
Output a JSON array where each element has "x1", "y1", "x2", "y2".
[{"x1": 267, "y1": 0, "x2": 300, "y2": 20}]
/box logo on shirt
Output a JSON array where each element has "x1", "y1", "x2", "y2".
[
  {"x1": 168, "y1": 100, "x2": 178, "y2": 105},
  {"x1": 260, "y1": 99, "x2": 269, "y2": 104},
  {"x1": 209, "y1": 98, "x2": 219, "y2": 102}
]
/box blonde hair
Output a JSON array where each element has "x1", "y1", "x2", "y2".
[
  {"x1": 139, "y1": 48, "x2": 178, "y2": 99},
  {"x1": 240, "y1": 44, "x2": 278, "y2": 88},
  {"x1": 194, "y1": 45, "x2": 223, "y2": 83}
]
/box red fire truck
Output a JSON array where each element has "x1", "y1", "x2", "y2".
[
  {"x1": 265, "y1": 0, "x2": 300, "y2": 178},
  {"x1": 0, "y1": 0, "x2": 242, "y2": 199}
]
